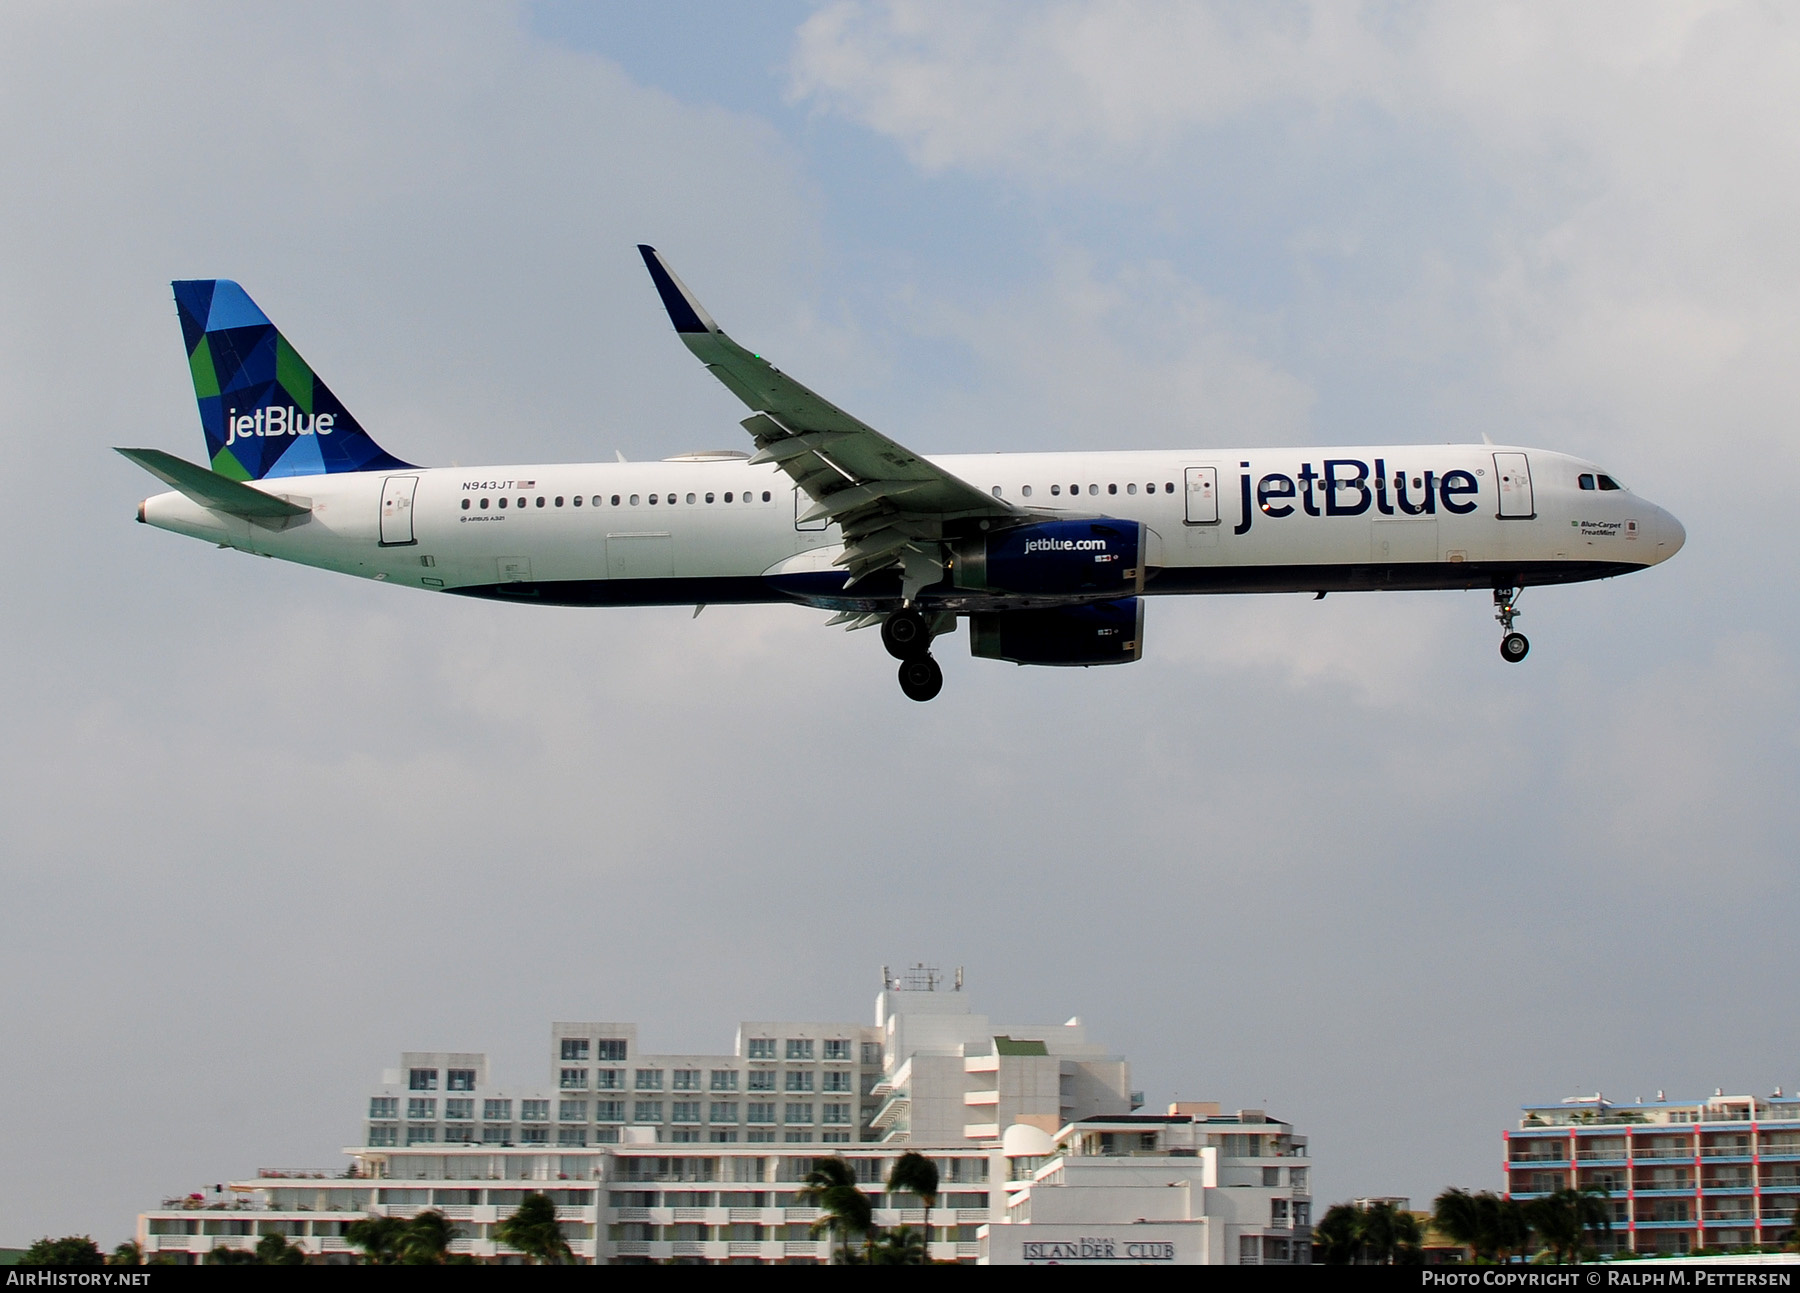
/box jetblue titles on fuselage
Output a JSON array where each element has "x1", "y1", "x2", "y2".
[{"x1": 1234, "y1": 458, "x2": 1479, "y2": 534}]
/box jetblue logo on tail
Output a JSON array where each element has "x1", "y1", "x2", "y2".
[{"x1": 225, "y1": 406, "x2": 335, "y2": 446}]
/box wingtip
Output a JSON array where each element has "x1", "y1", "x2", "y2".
[{"x1": 637, "y1": 245, "x2": 714, "y2": 335}]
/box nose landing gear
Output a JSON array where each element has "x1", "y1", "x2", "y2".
[
  {"x1": 1494, "y1": 587, "x2": 1529, "y2": 663},
  {"x1": 883, "y1": 609, "x2": 944, "y2": 701}
]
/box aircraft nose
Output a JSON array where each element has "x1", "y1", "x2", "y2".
[{"x1": 1651, "y1": 505, "x2": 1685, "y2": 562}]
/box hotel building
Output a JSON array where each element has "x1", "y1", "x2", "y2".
[
  {"x1": 135, "y1": 970, "x2": 1311, "y2": 1264},
  {"x1": 1504, "y1": 1091, "x2": 1800, "y2": 1255}
]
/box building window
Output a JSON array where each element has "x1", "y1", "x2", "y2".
[
  {"x1": 369, "y1": 1098, "x2": 398, "y2": 1120},
  {"x1": 747, "y1": 1039, "x2": 776, "y2": 1059},
  {"x1": 596, "y1": 1069, "x2": 623, "y2": 1090},
  {"x1": 596, "y1": 1039, "x2": 628, "y2": 1061},
  {"x1": 481, "y1": 1127, "x2": 508, "y2": 1145},
  {"x1": 1290, "y1": 1169, "x2": 1307, "y2": 1192},
  {"x1": 559, "y1": 1100, "x2": 588, "y2": 1122},
  {"x1": 1272, "y1": 1199, "x2": 1289, "y2": 1226},
  {"x1": 670, "y1": 1129, "x2": 700, "y2": 1143},
  {"x1": 445, "y1": 1126, "x2": 472, "y2": 1143},
  {"x1": 521, "y1": 1127, "x2": 548, "y2": 1145},
  {"x1": 823, "y1": 1040, "x2": 851, "y2": 1061},
  {"x1": 785, "y1": 1103, "x2": 813, "y2": 1125},
  {"x1": 521, "y1": 1100, "x2": 549, "y2": 1122},
  {"x1": 785, "y1": 1131, "x2": 814, "y2": 1144},
  {"x1": 672, "y1": 1101, "x2": 701, "y2": 1124},
  {"x1": 483, "y1": 1099, "x2": 512, "y2": 1121},
  {"x1": 1263, "y1": 1167, "x2": 1281, "y2": 1186},
  {"x1": 636, "y1": 1069, "x2": 664, "y2": 1091},
  {"x1": 822, "y1": 1103, "x2": 851, "y2": 1125},
  {"x1": 785, "y1": 1072, "x2": 815, "y2": 1093},
  {"x1": 407, "y1": 1098, "x2": 436, "y2": 1120},
  {"x1": 634, "y1": 1101, "x2": 664, "y2": 1123},
  {"x1": 406, "y1": 1126, "x2": 437, "y2": 1145},
  {"x1": 711, "y1": 1102, "x2": 739, "y2": 1124},
  {"x1": 596, "y1": 1101, "x2": 625, "y2": 1123},
  {"x1": 1294, "y1": 1203, "x2": 1311, "y2": 1227},
  {"x1": 748, "y1": 1071, "x2": 775, "y2": 1091},
  {"x1": 560, "y1": 1068, "x2": 588, "y2": 1090},
  {"x1": 711, "y1": 1130, "x2": 739, "y2": 1144},
  {"x1": 747, "y1": 1103, "x2": 776, "y2": 1125},
  {"x1": 862, "y1": 1043, "x2": 881, "y2": 1066},
  {"x1": 368, "y1": 1125, "x2": 397, "y2": 1146},
  {"x1": 786, "y1": 1040, "x2": 815, "y2": 1061},
  {"x1": 747, "y1": 1130, "x2": 776, "y2": 1143},
  {"x1": 672, "y1": 1069, "x2": 701, "y2": 1091},
  {"x1": 711, "y1": 1071, "x2": 739, "y2": 1092},
  {"x1": 823, "y1": 1072, "x2": 852, "y2": 1093},
  {"x1": 445, "y1": 1099, "x2": 474, "y2": 1121},
  {"x1": 558, "y1": 1129, "x2": 587, "y2": 1147},
  {"x1": 594, "y1": 1128, "x2": 620, "y2": 1144},
  {"x1": 408, "y1": 1069, "x2": 438, "y2": 1091},
  {"x1": 447, "y1": 1069, "x2": 476, "y2": 1092}
]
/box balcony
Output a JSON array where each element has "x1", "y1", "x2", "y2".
[{"x1": 1630, "y1": 1146, "x2": 1696, "y2": 1160}]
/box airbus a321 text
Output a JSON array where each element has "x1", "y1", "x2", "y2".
[{"x1": 124, "y1": 248, "x2": 1685, "y2": 701}]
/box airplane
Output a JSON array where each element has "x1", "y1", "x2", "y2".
[{"x1": 122, "y1": 247, "x2": 1685, "y2": 701}]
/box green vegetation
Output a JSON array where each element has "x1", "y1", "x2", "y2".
[
  {"x1": 492, "y1": 1192, "x2": 574, "y2": 1265},
  {"x1": 1314, "y1": 1200, "x2": 1422, "y2": 1264}
]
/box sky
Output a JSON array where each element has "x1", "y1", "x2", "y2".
[{"x1": 2, "y1": 0, "x2": 1797, "y2": 1245}]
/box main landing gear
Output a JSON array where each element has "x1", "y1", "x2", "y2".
[
  {"x1": 1494, "y1": 587, "x2": 1529, "y2": 663},
  {"x1": 883, "y1": 609, "x2": 944, "y2": 702}
]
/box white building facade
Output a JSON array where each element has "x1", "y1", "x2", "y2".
[{"x1": 135, "y1": 972, "x2": 1304, "y2": 1264}]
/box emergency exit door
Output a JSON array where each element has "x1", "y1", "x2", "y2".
[
  {"x1": 1493, "y1": 453, "x2": 1534, "y2": 519},
  {"x1": 379, "y1": 476, "x2": 419, "y2": 546},
  {"x1": 1184, "y1": 466, "x2": 1219, "y2": 524}
]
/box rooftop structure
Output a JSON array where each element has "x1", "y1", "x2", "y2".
[{"x1": 1505, "y1": 1090, "x2": 1800, "y2": 1256}]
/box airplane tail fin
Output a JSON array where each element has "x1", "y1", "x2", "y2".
[{"x1": 172, "y1": 280, "x2": 412, "y2": 480}]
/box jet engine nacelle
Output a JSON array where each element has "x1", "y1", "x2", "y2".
[
  {"x1": 952, "y1": 518, "x2": 1145, "y2": 597},
  {"x1": 969, "y1": 597, "x2": 1144, "y2": 667}
]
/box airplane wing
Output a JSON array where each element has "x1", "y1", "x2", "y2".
[{"x1": 638, "y1": 245, "x2": 1023, "y2": 599}]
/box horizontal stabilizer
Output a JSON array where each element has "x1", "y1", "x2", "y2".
[{"x1": 116, "y1": 447, "x2": 310, "y2": 518}]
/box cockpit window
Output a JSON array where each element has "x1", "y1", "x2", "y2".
[
  {"x1": 1596, "y1": 474, "x2": 1622, "y2": 491},
  {"x1": 1578, "y1": 473, "x2": 1596, "y2": 490}
]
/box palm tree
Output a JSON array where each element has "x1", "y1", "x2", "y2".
[
  {"x1": 1527, "y1": 1187, "x2": 1610, "y2": 1263},
  {"x1": 345, "y1": 1214, "x2": 407, "y2": 1264},
  {"x1": 866, "y1": 1227, "x2": 928, "y2": 1265},
  {"x1": 494, "y1": 1192, "x2": 574, "y2": 1265},
  {"x1": 1432, "y1": 1187, "x2": 1538, "y2": 1263},
  {"x1": 254, "y1": 1233, "x2": 306, "y2": 1265},
  {"x1": 886, "y1": 1151, "x2": 940, "y2": 1263},
  {"x1": 1313, "y1": 1203, "x2": 1363, "y2": 1264},
  {"x1": 399, "y1": 1209, "x2": 460, "y2": 1264},
  {"x1": 108, "y1": 1241, "x2": 142, "y2": 1266},
  {"x1": 1355, "y1": 1201, "x2": 1422, "y2": 1264},
  {"x1": 799, "y1": 1157, "x2": 873, "y2": 1264}
]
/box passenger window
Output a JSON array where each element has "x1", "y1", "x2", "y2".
[
  {"x1": 724, "y1": 492, "x2": 733, "y2": 503},
  {"x1": 1164, "y1": 482, "x2": 1174, "y2": 493},
  {"x1": 1413, "y1": 478, "x2": 1422, "y2": 489},
  {"x1": 1108, "y1": 483, "x2": 1117, "y2": 495},
  {"x1": 1597, "y1": 474, "x2": 1621, "y2": 491},
  {"x1": 1578, "y1": 474, "x2": 1596, "y2": 490},
  {"x1": 536, "y1": 497, "x2": 546, "y2": 508},
  {"x1": 705, "y1": 493, "x2": 714, "y2": 504},
  {"x1": 461, "y1": 498, "x2": 470, "y2": 511},
  {"x1": 762, "y1": 491, "x2": 771, "y2": 502},
  {"x1": 1051, "y1": 485, "x2": 1061, "y2": 495},
  {"x1": 517, "y1": 497, "x2": 526, "y2": 508},
  {"x1": 991, "y1": 486, "x2": 1002, "y2": 498},
  {"x1": 1022, "y1": 485, "x2": 1033, "y2": 497},
  {"x1": 1089, "y1": 484, "x2": 1099, "y2": 495},
  {"x1": 498, "y1": 497, "x2": 508, "y2": 509},
  {"x1": 687, "y1": 493, "x2": 696, "y2": 505},
  {"x1": 572, "y1": 496, "x2": 582, "y2": 507},
  {"x1": 480, "y1": 497, "x2": 490, "y2": 510},
  {"x1": 1126, "y1": 483, "x2": 1137, "y2": 495},
  {"x1": 1145, "y1": 483, "x2": 1154, "y2": 493},
  {"x1": 629, "y1": 494, "x2": 639, "y2": 505},
  {"x1": 610, "y1": 496, "x2": 619, "y2": 506},
  {"x1": 1071, "y1": 483, "x2": 1079, "y2": 494},
  {"x1": 554, "y1": 496, "x2": 564, "y2": 507}
]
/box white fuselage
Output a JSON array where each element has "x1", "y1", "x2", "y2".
[{"x1": 137, "y1": 445, "x2": 1684, "y2": 609}]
